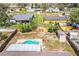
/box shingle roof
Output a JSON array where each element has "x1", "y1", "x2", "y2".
[
  {"x1": 12, "y1": 14, "x2": 33, "y2": 21},
  {"x1": 43, "y1": 16, "x2": 69, "y2": 20}
]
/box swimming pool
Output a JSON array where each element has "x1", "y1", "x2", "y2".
[
  {"x1": 7, "y1": 39, "x2": 42, "y2": 51},
  {"x1": 22, "y1": 40, "x2": 40, "y2": 44}
]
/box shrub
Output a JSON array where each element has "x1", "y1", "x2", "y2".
[
  {"x1": 21, "y1": 23, "x2": 32, "y2": 33},
  {"x1": 48, "y1": 27, "x2": 53, "y2": 33},
  {"x1": 48, "y1": 27, "x2": 58, "y2": 32},
  {"x1": 48, "y1": 22, "x2": 59, "y2": 33},
  {"x1": 0, "y1": 32, "x2": 8, "y2": 41},
  {"x1": 1, "y1": 34, "x2": 8, "y2": 40},
  {"x1": 30, "y1": 14, "x2": 43, "y2": 29},
  {"x1": 11, "y1": 23, "x2": 23, "y2": 29}
]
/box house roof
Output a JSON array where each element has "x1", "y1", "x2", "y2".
[
  {"x1": 12, "y1": 13, "x2": 33, "y2": 21},
  {"x1": 43, "y1": 16, "x2": 69, "y2": 20}
]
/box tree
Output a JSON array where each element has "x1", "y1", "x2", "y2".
[
  {"x1": 0, "y1": 32, "x2": 8, "y2": 41},
  {"x1": 0, "y1": 12, "x2": 9, "y2": 25},
  {"x1": 0, "y1": 4, "x2": 10, "y2": 27},
  {"x1": 56, "y1": 4, "x2": 65, "y2": 11},
  {"x1": 30, "y1": 14, "x2": 43, "y2": 29},
  {"x1": 48, "y1": 22, "x2": 59, "y2": 33},
  {"x1": 70, "y1": 8, "x2": 79, "y2": 24},
  {"x1": 67, "y1": 4, "x2": 79, "y2": 8},
  {"x1": 17, "y1": 3, "x2": 27, "y2": 14},
  {"x1": 19, "y1": 8, "x2": 27, "y2": 14},
  {"x1": 17, "y1": 3, "x2": 27, "y2": 8},
  {"x1": 31, "y1": 3, "x2": 35, "y2": 8},
  {"x1": 72, "y1": 4, "x2": 79, "y2": 8},
  {"x1": 40, "y1": 4, "x2": 48, "y2": 11},
  {"x1": 21, "y1": 23, "x2": 32, "y2": 33}
]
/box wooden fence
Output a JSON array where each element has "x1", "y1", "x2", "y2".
[
  {"x1": 66, "y1": 36, "x2": 79, "y2": 56},
  {"x1": 0, "y1": 29, "x2": 17, "y2": 52}
]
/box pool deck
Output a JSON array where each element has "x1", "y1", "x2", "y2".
[
  {"x1": 0, "y1": 45, "x2": 71, "y2": 56},
  {"x1": 0, "y1": 41, "x2": 72, "y2": 56},
  {"x1": 0, "y1": 51, "x2": 71, "y2": 56}
]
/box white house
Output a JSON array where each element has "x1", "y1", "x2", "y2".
[{"x1": 45, "y1": 7, "x2": 60, "y2": 12}]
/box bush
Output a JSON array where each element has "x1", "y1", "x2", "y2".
[
  {"x1": 0, "y1": 32, "x2": 8, "y2": 41},
  {"x1": 11, "y1": 23, "x2": 32, "y2": 33},
  {"x1": 48, "y1": 22, "x2": 59, "y2": 33},
  {"x1": 48, "y1": 27, "x2": 53, "y2": 33},
  {"x1": 11, "y1": 23, "x2": 23, "y2": 29},
  {"x1": 21, "y1": 23, "x2": 32, "y2": 33},
  {"x1": 1, "y1": 34, "x2": 8, "y2": 40},
  {"x1": 30, "y1": 14, "x2": 43, "y2": 29},
  {"x1": 48, "y1": 27, "x2": 58, "y2": 33}
]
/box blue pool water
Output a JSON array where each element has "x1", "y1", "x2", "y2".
[{"x1": 22, "y1": 40, "x2": 39, "y2": 44}]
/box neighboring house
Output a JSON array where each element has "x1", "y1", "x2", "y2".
[
  {"x1": 45, "y1": 7, "x2": 60, "y2": 12},
  {"x1": 27, "y1": 8, "x2": 42, "y2": 13},
  {"x1": 27, "y1": 8, "x2": 35, "y2": 12},
  {"x1": 59, "y1": 22, "x2": 72, "y2": 31},
  {"x1": 43, "y1": 15, "x2": 69, "y2": 24},
  {"x1": 10, "y1": 13, "x2": 34, "y2": 23},
  {"x1": 43, "y1": 15, "x2": 72, "y2": 31},
  {"x1": 26, "y1": 3, "x2": 42, "y2": 13}
]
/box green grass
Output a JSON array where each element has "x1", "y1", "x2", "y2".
[
  {"x1": 44, "y1": 40, "x2": 60, "y2": 50},
  {"x1": 44, "y1": 39, "x2": 76, "y2": 55},
  {"x1": 10, "y1": 23, "x2": 23, "y2": 29},
  {"x1": 63, "y1": 43, "x2": 76, "y2": 56}
]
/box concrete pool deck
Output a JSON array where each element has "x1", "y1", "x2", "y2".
[
  {"x1": 0, "y1": 51, "x2": 71, "y2": 56},
  {"x1": 0, "y1": 45, "x2": 71, "y2": 56},
  {"x1": 0, "y1": 40, "x2": 72, "y2": 56}
]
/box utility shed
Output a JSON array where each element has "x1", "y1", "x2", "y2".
[{"x1": 57, "y1": 30, "x2": 66, "y2": 42}]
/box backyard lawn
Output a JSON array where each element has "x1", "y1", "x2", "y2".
[
  {"x1": 43, "y1": 39, "x2": 76, "y2": 55},
  {"x1": 8, "y1": 31, "x2": 76, "y2": 56}
]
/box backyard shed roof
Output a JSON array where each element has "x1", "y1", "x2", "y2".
[
  {"x1": 43, "y1": 16, "x2": 69, "y2": 20},
  {"x1": 12, "y1": 13, "x2": 33, "y2": 21}
]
